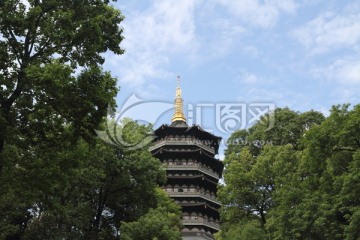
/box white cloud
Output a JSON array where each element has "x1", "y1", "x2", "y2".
[
  {"x1": 106, "y1": 0, "x2": 298, "y2": 89},
  {"x1": 108, "y1": 0, "x2": 198, "y2": 87},
  {"x1": 314, "y1": 58, "x2": 360, "y2": 84},
  {"x1": 214, "y1": 0, "x2": 297, "y2": 28},
  {"x1": 198, "y1": 16, "x2": 246, "y2": 59},
  {"x1": 108, "y1": 52, "x2": 171, "y2": 86},
  {"x1": 243, "y1": 73, "x2": 259, "y2": 83},
  {"x1": 246, "y1": 87, "x2": 284, "y2": 102},
  {"x1": 338, "y1": 61, "x2": 360, "y2": 84},
  {"x1": 237, "y1": 71, "x2": 275, "y2": 85},
  {"x1": 124, "y1": 0, "x2": 197, "y2": 53},
  {"x1": 292, "y1": 11, "x2": 360, "y2": 54}
]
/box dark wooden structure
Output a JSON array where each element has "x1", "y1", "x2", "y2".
[{"x1": 150, "y1": 78, "x2": 224, "y2": 239}]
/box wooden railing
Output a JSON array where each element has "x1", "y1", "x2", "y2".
[
  {"x1": 166, "y1": 165, "x2": 220, "y2": 179},
  {"x1": 182, "y1": 218, "x2": 220, "y2": 231},
  {"x1": 181, "y1": 231, "x2": 215, "y2": 240},
  {"x1": 166, "y1": 190, "x2": 221, "y2": 205},
  {"x1": 149, "y1": 139, "x2": 215, "y2": 154}
]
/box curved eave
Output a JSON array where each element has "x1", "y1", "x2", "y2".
[
  {"x1": 182, "y1": 220, "x2": 220, "y2": 232},
  {"x1": 167, "y1": 174, "x2": 219, "y2": 185},
  {"x1": 180, "y1": 202, "x2": 220, "y2": 216},
  {"x1": 172, "y1": 194, "x2": 221, "y2": 207},
  {"x1": 166, "y1": 167, "x2": 220, "y2": 181},
  {"x1": 153, "y1": 124, "x2": 221, "y2": 153},
  {"x1": 152, "y1": 148, "x2": 224, "y2": 176}
]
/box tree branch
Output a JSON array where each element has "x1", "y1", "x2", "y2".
[
  {"x1": 3, "y1": 70, "x2": 25, "y2": 115},
  {"x1": 6, "y1": 29, "x2": 23, "y2": 65},
  {"x1": 332, "y1": 147, "x2": 357, "y2": 152},
  {"x1": 28, "y1": 6, "x2": 54, "y2": 57}
]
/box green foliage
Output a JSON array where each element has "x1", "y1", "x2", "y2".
[
  {"x1": 0, "y1": 2, "x2": 181, "y2": 239},
  {"x1": 0, "y1": 0, "x2": 124, "y2": 172},
  {"x1": 215, "y1": 219, "x2": 267, "y2": 240},
  {"x1": 0, "y1": 120, "x2": 169, "y2": 239},
  {"x1": 220, "y1": 105, "x2": 360, "y2": 239},
  {"x1": 120, "y1": 188, "x2": 182, "y2": 240},
  {"x1": 225, "y1": 108, "x2": 324, "y2": 156}
]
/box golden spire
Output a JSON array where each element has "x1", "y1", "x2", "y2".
[{"x1": 171, "y1": 76, "x2": 186, "y2": 123}]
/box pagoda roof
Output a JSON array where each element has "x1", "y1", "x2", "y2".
[
  {"x1": 155, "y1": 123, "x2": 221, "y2": 140},
  {"x1": 153, "y1": 123, "x2": 222, "y2": 154}
]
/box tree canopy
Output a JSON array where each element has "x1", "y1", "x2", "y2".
[
  {"x1": 120, "y1": 188, "x2": 183, "y2": 240},
  {"x1": 217, "y1": 105, "x2": 360, "y2": 240},
  {"x1": 0, "y1": 1, "x2": 183, "y2": 239},
  {"x1": 0, "y1": 0, "x2": 124, "y2": 172}
]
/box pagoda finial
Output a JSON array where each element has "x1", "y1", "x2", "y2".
[{"x1": 172, "y1": 76, "x2": 186, "y2": 123}]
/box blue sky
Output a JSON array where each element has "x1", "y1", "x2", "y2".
[{"x1": 102, "y1": 0, "x2": 360, "y2": 156}]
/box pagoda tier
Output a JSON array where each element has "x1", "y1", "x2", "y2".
[
  {"x1": 152, "y1": 123, "x2": 221, "y2": 154},
  {"x1": 150, "y1": 79, "x2": 224, "y2": 239},
  {"x1": 151, "y1": 147, "x2": 223, "y2": 178},
  {"x1": 151, "y1": 122, "x2": 224, "y2": 239}
]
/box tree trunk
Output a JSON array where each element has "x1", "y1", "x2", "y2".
[{"x1": 0, "y1": 110, "x2": 7, "y2": 174}]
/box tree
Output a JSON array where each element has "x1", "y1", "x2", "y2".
[
  {"x1": 269, "y1": 104, "x2": 360, "y2": 239},
  {"x1": 0, "y1": 120, "x2": 170, "y2": 239},
  {"x1": 0, "y1": 0, "x2": 124, "y2": 173},
  {"x1": 225, "y1": 108, "x2": 324, "y2": 157},
  {"x1": 120, "y1": 188, "x2": 183, "y2": 240},
  {"x1": 220, "y1": 105, "x2": 360, "y2": 239},
  {"x1": 218, "y1": 145, "x2": 298, "y2": 240},
  {"x1": 218, "y1": 108, "x2": 324, "y2": 240},
  {"x1": 0, "y1": 2, "x2": 182, "y2": 239}
]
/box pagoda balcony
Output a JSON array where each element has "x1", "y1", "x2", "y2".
[
  {"x1": 165, "y1": 165, "x2": 220, "y2": 179},
  {"x1": 149, "y1": 138, "x2": 215, "y2": 154},
  {"x1": 166, "y1": 189, "x2": 221, "y2": 205},
  {"x1": 181, "y1": 231, "x2": 215, "y2": 240},
  {"x1": 182, "y1": 217, "x2": 220, "y2": 231}
]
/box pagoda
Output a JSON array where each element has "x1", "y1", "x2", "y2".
[{"x1": 150, "y1": 77, "x2": 224, "y2": 240}]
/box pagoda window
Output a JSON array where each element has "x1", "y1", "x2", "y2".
[
  {"x1": 178, "y1": 188, "x2": 183, "y2": 192},
  {"x1": 192, "y1": 214, "x2": 197, "y2": 220}
]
